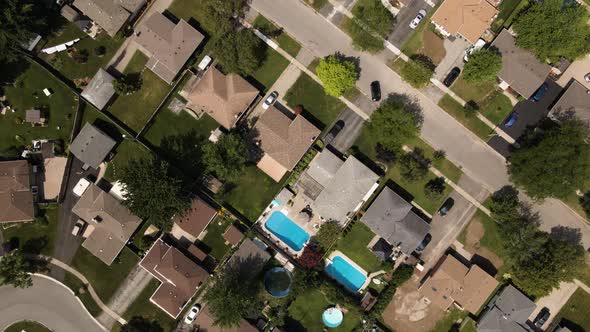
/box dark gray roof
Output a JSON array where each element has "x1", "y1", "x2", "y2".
[
  {"x1": 81, "y1": 69, "x2": 115, "y2": 110},
  {"x1": 477, "y1": 285, "x2": 536, "y2": 332},
  {"x1": 491, "y1": 29, "x2": 551, "y2": 98},
  {"x1": 70, "y1": 123, "x2": 116, "y2": 169},
  {"x1": 227, "y1": 238, "x2": 271, "y2": 279},
  {"x1": 549, "y1": 79, "x2": 590, "y2": 124},
  {"x1": 361, "y1": 187, "x2": 430, "y2": 254}
]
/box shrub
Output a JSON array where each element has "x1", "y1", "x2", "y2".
[
  {"x1": 424, "y1": 177, "x2": 446, "y2": 200},
  {"x1": 400, "y1": 59, "x2": 433, "y2": 88},
  {"x1": 113, "y1": 73, "x2": 142, "y2": 95},
  {"x1": 399, "y1": 153, "x2": 428, "y2": 181},
  {"x1": 581, "y1": 192, "x2": 590, "y2": 218},
  {"x1": 391, "y1": 264, "x2": 414, "y2": 286},
  {"x1": 297, "y1": 244, "x2": 324, "y2": 269},
  {"x1": 433, "y1": 149, "x2": 446, "y2": 161}
]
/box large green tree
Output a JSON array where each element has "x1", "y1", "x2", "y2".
[
  {"x1": 400, "y1": 59, "x2": 433, "y2": 88},
  {"x1": 351, "y1": 0, "x2": 394, "y2": 37},
  {"x1": 212, "y1": 29, "x2": 263, "y2": 75},
  {"x1": 113, "y1": 73, "x2": 142, "y2": 95},
  {"x1": 120, "y1": 158, "x2": 191, "y2": 231},
  {"x1": 399, "y1": 153, "x2": 428, "y2": 181},
  {"x1": 201, "y1": 0, "x2": 249, "y2": 35},
  {"x1": 513, "y1": 0, "x2": 590, "y2": 61},
  {"x1": 0, "y1": 0, "x2": 45, "y2": 63},
  {"x1": 202, "y1": 132, "x2": 248, "y2": 183},
  {"x1": 0, "y1": 250, "x2": 32, "y2": 288},
  {"x1": 508, "y1": 119, "x2": 590, "y2": 199},
  {"x1": 462, "y1": 49, "x2": 502, "y2": 83},
  {"x1": 316, "y1": 55, "x2": 358, "y2": 97}
]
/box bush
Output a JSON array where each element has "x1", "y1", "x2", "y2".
[
  {"x1": 400, "y1": 59, "x2": 433, "y2": 88},
  {"x1": 433, "y1": 149, "x2": 446, "y2": 161},
  {"x1": 375, "y1": 143, "x2": 397, "y2": 164},
  {"x1": 114, "y1": 73, "x2": 142, "y2": 95},
  {"x1": 391, "y1": 264, "x2": 414, "y2": 286},
  {"x1": 344, "y1": 18, "x2": 384, "y2": 53},
  {"x1": 297, "y1": 244, "x2": 324, "y2": 269},
  {"x1": 399, "y1": 153, "x2": 428, "y2": 181},
  {"x1": 316, "y1": 55, "x2": 358, "y2": 97},
  {"x1": 424, "y1": 177, "x2": 446, "y2": 200},
  {"x1": 580, "y1": 192, "x2": 590, "y2": 218},
  {"x1": 464, "y1": 100, "x2": 479, "y2": 117},
  {"x1": 94, "y1": 46, "x2": 106, "y2": 57}
]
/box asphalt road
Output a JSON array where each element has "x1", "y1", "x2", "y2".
[
  {"x1": 251, "y1": 0, "x2": 590, "y2": 249},
  {"x1": 388, "y1": 0, "x2": 431, "y2": 48},
  {"x1": 0, "y1": 275, "x2": 105, "y2": 332}
]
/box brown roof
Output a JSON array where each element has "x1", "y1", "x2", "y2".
[
  {"x1": 25, "y1": 109, "x2": 42, "y2": 124},
  {"x1": 72, "y1": 0, "x2": 141, "y2": 36},
  {"x1": 223, "y1": 224, "x2": 244, "y2": 246},
  {"x1": 431, "y1": 0, "x2": 497, "y2": 44},
  {"x1": 255, "y1": 107, "x2": 320, "y2": 176},
  {"x1": 188, "y1": 244, "x2": 208, "y2": 261},
  {"x1": 73, "y1": 184, "x2": 142, "y2": 265},
  {"x1": 183, "y1": 68, "x2": 259, "y2": 129},
  {"x1": 136, "y1": 13, "x2": 204, "y2": 84},
  {"x1": 195, "y1": 306, "x2": 258, "y2": 332},
  {"x1": 420, "y1": 255, "x2": 498, "y2": 313},
  {"x1": 173, "y1": 198, "x2": 217, "y2": 238},
  {"x1": 0, "y1": 160, "x2": 34, "y2": 223}
]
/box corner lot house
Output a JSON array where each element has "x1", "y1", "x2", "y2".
[
  {"x1": 171, "y1": 197, "x2": 217, "y2": 243},
  {"x1": 72, "y1": 184, "x2": 141, "y2": 265},
  {"x1": 181, "y1": 67, "x2": 259, "y2": 129},
  {"x1": 420, "y1": 255, "x2": 498, "y2": 314},
  {"x1": 70, "y1": 123, "x2": 117, "y2": 170},
  {"x1": 430, "y1": 0, "x2": 497, "y2": 44},
  {"x1": 255, "y1": 106, "x2": 320, "y2": 182},
  {"x1": 361, "y1": 187, "x2": 430, "y2": 255},
  {"x1": 81, "y1": 69, "x2": 116, "y2": 110},
  {"x1": 477, "y1": 285, "x2": 536, "y2": 332},
  {"x1": 140, "y1": 239, "x2": 209, "y2": 318},
  {"x1": 548, "y1": 79, "x2": 590, "y2": 125},
  {"x1": 135, "y1": 13, "x2": 204, "y2": 84},
  {"x1": 0, "y1": 160, "x2": 34, "y2": 223},
  {"x1": 72, "y1": 0, "x2": 145, "y2": 36},
  {"x1": 491, "y1": 29, "x2": 551, "y2": 99}
]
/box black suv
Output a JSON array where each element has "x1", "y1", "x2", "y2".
[
  {"x1": 443, "y1": 67, "x2": 461, "y2": 87},
  {"x1": 371, "y1": 81, "x2": 381, "y2": 101},
  {"x1": 438, "y1": 197, "x2": 455, "y2": 217}
]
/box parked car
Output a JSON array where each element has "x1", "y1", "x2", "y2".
[
  {"x1": 409, "y1": 10, "x2": 427, "y2": 29},
  {"x1": 370, "y1": 81, "x2": 381, "y2": 101},
  {"x1": 584, "y1": 72, "x2": 590, "y2": 82},
  {"x1": 262, "y1": 91, "x2": 279, "y2": 110},
  {"x1": 415, "y1": 233, "x2": 432, "y2": 253},
  {"x1": 534, "y1": 307, "x2": 550, "y2": 328},
  {"x1": 443, "y1": 67, "x2": 461, "y2": 87},
  {"x1": 438, "y1": 197, "x2": 455, "y2": 217},
  {"x1": 464, "y1": 39, "x2": 486, "y2": 62},
  {"x1": 72, "y1": 219, "x2": 85, "y2": 236},
  {"x1": 505, "y1": 111, "x2": 519, "y2": 127},
  {"x1": 184, "y1": 305, "x2": 201, "y2": 324},
  {"x1": 73, "y1": 178, "x2": 91, "y2": 197},
  {"x1": 197, "y1": 55, "x2": 212, "y2": 71},
  {"x1": 531, "y1": 82, "x2": 549, "y2": 102},
  {"x1": 324, "y1": 120, "x2": 345, "y2": 145}
]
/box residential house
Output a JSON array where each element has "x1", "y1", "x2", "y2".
[
  {"x1": 70, "y1": 123, "x2": 117, "y2": 170},
  {"x1": 25, "y1": 109, "x2": 45, "y2": 126},
  {"x1": 72, "y1": 0, "x2": 145, "y2": 36},
  {"x1": 223, "y1": 224, "x2": 244, "y2": 247},
  {"x1": 548, "y1": 79, "x2": 590, "y2": 125},
  {"x1": 298, "y1": 149, "x2": 380, "y2": 225},
  {"x1": 430, "y1": 0, "x2": 497, "y2": 44},
  {"x1": 361, "y1": 187, "x2": 430, "y2": 256},
  {"x1": 72, "y1": 184, "x2": 142, "y2": 265},
  {"x1": 181, "y1": 67, "x2": 259, "y2": 129},
  {"x1": 491, "y1": 29, "x2": 551, "y2": 99},
  {"x1": 60, "y1": 5, "x2": 92, "y2": 32},
  {"x1": 171, "y1": 198, "x2": 217, "y2": 243},
  {"x1": 140, "y1": 239, "x2": 209, "y2": 318},
  {"x1": 195, "y1": 306, "x2": 259, "y2": 332},
  {"x1": 0, "y1": 160, "x2": 34, "y2": 223},
  {"x1": 477, "y1": 285, "x2": 536, "y2": 332},
  {"x1": 420, "y1": 255, "x2": 499, "y2": 314},
  {"x1": 255, "y1": 106, "x2": 320, "y2": 182},
  {"x1": 227, "y1": 238, "x2": 271, "y2": 278},
  {"x1": 135, "y1": 13, "x2": 204, "y2": 84},
  {"x1": 81, "y1": 69, "x2": 116, "y2": 110}
]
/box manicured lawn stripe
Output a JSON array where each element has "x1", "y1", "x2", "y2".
[{"x1": 438, "y1": 94, "x2": 492, "y2": 141}]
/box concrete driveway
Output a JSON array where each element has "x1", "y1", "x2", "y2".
[
  {"x1": 434, "y1": 36, "x2": 470, "y2": 81},
  {"x1": 388, "y1": 0, "x2": 431, "y2": 48},
  {"x1": 0, "y1": 275, "x2": 105, "y2": 332},
  {"x1": 324, "y1": 107, "x2": 365, "y2": 153},
  {"x1": 557, "y1": 54, "x2": 590, "y2": 90},
  {"x1": 527, "y1": 282, "x2": 578, "y2": 331}
]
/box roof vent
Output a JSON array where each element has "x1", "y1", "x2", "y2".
[{"x1": 92, "y1": 216, "x2": 103, "y2": 223}]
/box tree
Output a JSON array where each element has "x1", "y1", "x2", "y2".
[
  {"x1": 462, "y1": 49, "x2": 502, "y2": 83},
  {"x1": 120, "y1": 317, "x2": 163, "y2": 332},
  {"x1": 489, "y1": 186, "x2": 521, "y2": 223},
  {"x1": 365, "y1": 100, "x2": 423, "y2": 153},
  {"x1": 316, "y1": 55, "x2": 358, "y2": 97},
  {"x1": 314, "y1": 221, "x2": 340, "y2": 249},
  {"x1": 212, "y1": 29, "x2": 263, "y2": 75},
  {"x1": 513, "y1": 0, "x2": 590, "y2": 61},
  {"x1": 581, "y1": 192, "x2": 590, "y2": 218},
  {"x1": 113, "y1": 73, "x2": 142, "y2": 95},
  {"x1": 0, "y1": 0, "x2": 45, "y2": 63},
  {"x1": 351, "y1": 0, "x2": 394, "y2": 36},
  {"x1": 508, "y1": 119, "x2": 590, "y2": 199},
  {"x1": 399, "y1": 153, "x2": 428, "y2": 181},
  {"x1": 400, "y1": 59, "x2": 433, "y2": 88},
  {"x1": 202, "y1": 132, "x2": 248, "y2": 183},
  {"x1": 424, "y1": 177, "x2": 446, "y2": 200},
  {"x1": 0, "y1": 250, "x2": 32, "y2": 288},
  {"x1": 202, "y1": 0, "x2": 249, "y2": 35},
  {"x1": 120, "y1": 157, "x2": 191, "y2": 231},
  {"x1": 375, "y1": 143, "x2": 397, "y2": 163},
  {"x1": 297, "y1": 244, "x2": 324, "y2": 269}
]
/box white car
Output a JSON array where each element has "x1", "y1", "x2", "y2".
[
  {"x1": 184, "y1": 305, "x2": 200, "y2": 324},
  {"x1": 409, "y1": 10, "x2": 427, "y2": 29},
  {"x1": 73, "y1": 178, "x2": 91, "y2": 197},
  {"x1": 262, "y1": 91, "x2": 279, "y2": 110},
  {"x1": 197, "y1": 55, "x2": 212, "y2": 71},
  {"x1": 72, "y1": 219, "x2": 85, "y2": 236},
  {"x1": 464, "y1": 39, "x2": 486, "y2": 62}
]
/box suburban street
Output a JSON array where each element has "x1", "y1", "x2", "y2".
[
  {"x1": 0, "y1": 275, "x2": 105, "y2": 332},
  {"x1": 251, "y1": 0, "x2": 590, "y2": 249}
]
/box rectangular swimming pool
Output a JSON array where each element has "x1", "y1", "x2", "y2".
[
  {"x1": 264, "y1": 211, "x2": 310, "y2": 251},
  {"x1": 325, "y1": 255, "x2": 367, "y2": 292}
]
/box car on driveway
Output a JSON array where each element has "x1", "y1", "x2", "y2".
[
  {"x1": 409, "y1": 10, "x2": 426, "y2": 29},
  {"x1": 584, "y1": 72, "x2": 590, "y2": 82},
  {"x1": 504, "y1": 111, "x2": 519, "y2": 127},
  {"x1": 184, "y1": 305, "x2": 201, "y2": 324},
  {"x1": 72, "y1": 219, "x2": 86, "y2": 236},
  {"x1": 262, "y1": 91, "x2": 279, "y2": 110},
  {"x1": 73, "y1": 178, "x2": 91, "y2": 197},
  {"x1": 464, "y1": 39, "x2": 486, "y2": 62},
  {"x1": 324, "y1": 120, "x2": 345, "y2": 145},
  {"x1": 531, "y1": 83, "x2": 549, "y2": 102},
  {"x1": 438, "y1": 197, "x2": 455, "y2": 217},
  {"x1": 415, "y1": 233, "x2": 432, "y2": 253},
  {"x1": 443, "y1": 67, "x2": 461, "y2": 87},
  {"x1": 370, "y1": 81, "x2": 381, "y2": 101},
  {"x1": 533, "y1": 307, "x2": 550, "y2": 328}
]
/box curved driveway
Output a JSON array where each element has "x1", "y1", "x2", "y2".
[{"x1": 0, "y1": 275, "x2": 105, "y2": 332}]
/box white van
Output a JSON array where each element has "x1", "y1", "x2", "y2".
[{"x1": 73, "y1": 178, "x2": 91, "y2": 197}]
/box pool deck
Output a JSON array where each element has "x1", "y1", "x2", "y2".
[{"x1": 326, "y1": 250, "x2": 372, "y2": 292}]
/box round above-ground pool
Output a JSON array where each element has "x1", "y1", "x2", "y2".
[
  {"x1": 264, "y1": 267, "x2": 292, "y2": 298},
  {"x1": 322, "y1": 307, "x2": 344, "y2": 328}
]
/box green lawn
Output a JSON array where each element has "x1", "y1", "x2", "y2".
[
  {"x1": 4, "y1": 321, "x2": 51, "y2": 332},
  {"x1": 252, "y1": 15, "x2": 302, "y2": 57},
  {"x1": 438, "y1": 95, "x2": 492, "y2": 141},
  {"x1": 460, "y1": 317, "x2": 478, "y2": 332},
  {"x1": 431, "y1": 308, "x2": 468, "y2": 332},
  {"x1": 287, "y1": 289, "x2": 361, "y2": 331},
  {"x1": 106, "y1": 51, "x2": 171, "y2": 133},
  {"x1": 69, "y1": 246, "x2": 140, "y2": 303},
  {"x1": 199, "y1": 215, "x2": 232, "y2": 260},
  {"x1": 335, "y1": 222, "x2": 387, "y2": 272},
  {"x1": 2, "y1": 204, "x2": 59, "y2": 256},
  {"x1": 304, "y1": 0, "x2": 329, "y2": 10},
  {"x1": 554, "y1": 288, "x2": 590, "y2": 332},
  {"x1": 451, "y1": 76, "x2": 497, "y2": 103},
  {"x1": 0, "y1": 60, "x2": 77, "y2": 157},
  {"x1": 284, "y1": 73, "x2": 346, "y2": 130},
  {"x1": 248, "y1": 46, "x2": 290, "y2": 92},
  {"x1": 401, "y1": 2, "x2": 441, "y2": 56},
  {"x1": 168, "y1": 0, "x2": 217, "y2": 35},
  {"x1": 479, "y1": 91, "x2": 513, "y2": 125},
  {"x1": 104, "y1": 139, "x2": 153, "y2": 181},
  {"x1": 63, "y1": 272, "x2": 102, "y2": 317},
  {"x1": 143, "y1": 110, "x2": 218, "y2": 148}
]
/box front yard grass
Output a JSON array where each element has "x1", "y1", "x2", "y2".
[
  {"x1": 0, "y1": 60, "x2": 77, "y2": 157},
  {"x1": 479, "y1": 91, "x2": 513, "y2": 125},
  {"x1": 406, "y1": 137, "x2": 463, "y2": 183},
  {"x1": 63, "y1": 272, "x2": 102, "y2": 317},
  {"x1": 104, "y1": 139, "x2": 153, "y2": 181},
  {"x1": 248, "y1": 46, "x2": 290, "y2": 92},
  {"x1": 106, "y1": 51, "x2": 171, "y2": 133},
  {"x1": 451, "y1": 76, "x2": 497, "y2": 103},
  {"x1": 438, "y1": 95, "x2": 492, "y2": 141},
  {"x1": 252, "y1": 15, "x2": 302, "y2": 57},
  {"x1": 2, "y1": 204, "x2": 59, "y2": 256},
  {"x1": 284, "y1": 73, "x2": 346, "y2": 130},
  {"x1": 554, "y1": 288, "x2": 590, "y2": 332},
  {"x1": 335, "y1": 222, "x2": 387, "y2": 272},
  {"x1": 70, "y1": 246, "x2": 139, "y2": 303},
  {"x1": 287, "y1": 288, "x2": 361, "y2": 331},
  {"x1": 460, "y1": 317, "x2": 477, "y2": 332},
  {"x1": 198, "y1": 215, "x2": 233, "y2": 261},
  {"x1": 4, "y1": 321, "x2": 51, "y2": 332}
]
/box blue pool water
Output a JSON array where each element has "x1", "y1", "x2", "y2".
[
  {"x1": 265, "y1": 211, "x2": 310, "y2": 251},
  {"x1": 325, "y1": 256, "x2": 367, "y2": 292}
]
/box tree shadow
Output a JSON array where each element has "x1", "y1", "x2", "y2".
[
  {"x1": 236, "y1": 122, "x2": 264, "y2": 163},
  {"x1": 549, "y1": 226, "x2": 583, "y2": 247},
  {"x1": 158, "y1": 130, "x2": 207, "y2": 180},
  {"x1": 0, "y1": 59, "x2": 31, "y2": 85},
  {"x1": 333, "y1": 51, "x2": 361, "y2": 79},
  {"x1": 385, "y1": 93, "x2": 424, "y2": 127},
  {"x1": 225, "y1": 254, "x2": 267, "y2": 281},
  {"x1": 22, "y1": 236, "x2": 48, "y2": 255}
]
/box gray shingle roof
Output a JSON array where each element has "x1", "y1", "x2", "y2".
[
  {"x1": 477, "y1": 285, "x2": 536, "y2": 332},
  {"x1": 549, "y1": 79, "x2": 590, "y2": 124},
  {"x1": 70, "y1": 123, "x2": 116, "y2": 169},
  {"x1": 81, "y1": 69, "x2": 116, "y2": 110}
]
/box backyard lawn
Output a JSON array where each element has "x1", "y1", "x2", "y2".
[
  {"x1": 4, "y1": 321, "x2": 51, "y2": 332},
  {"x1": 335, "y1": 222, "x2": 386, "y2": 272},
  {"x1": 431, "y1": 308, "x2": 468, "y2": 332},
  {"x1": 0, "y1": 60, "x2": 77, "y2": 157},
  {"x1": 252, "y1": 15, "x2": 302, "y2": 57},
  {"x1": 438, "y1": 95, "x2": 492, "y2": 140},
  {"x1": 287, "y1": 289, "x2": 361, "y2": 331},
  {"x1": 104, "y1": 139, "x2": 153, "y2": 181},
  {"x1": 284, "y1": 73, "x2": 346, "y2": 130},
  {"x1": 2, "y1": 204, "x2": 59, "y2": 256},
  {"x1": 554, "y1": 288, "x2": 590, "y2": 332},
  {"x1": 248, "y1": 46, "x2": 290, "y2": 92},
  {"x1": 198, "y1": 215, "x2": 233, "y2": 261},
  {"x1": 106, "y1": 51, "x2": 171, "y2": 133}
]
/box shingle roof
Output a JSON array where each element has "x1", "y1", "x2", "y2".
[
  {"x1": 172, "y1": 198, "x2": 217, "y2": 238},
  {"x1": 25, "y1": 109, "x2": 42, "y2": 124},
  {"x1": 549, "y1": 79, "x2": 590, "y2": 124},
  {"x1": 0, "y1": 160, "x2": 34, "y2": 223},
  {"x1": 477, "y1": 285, "x2": 536, "y2": 332},
  {"x1": 361, "y1": 187, "x2": 430, "y2": 254},
  {"x1": 73, "y1": 0, "x2": 140, "y2": 36},
  {"x1": 491, "y1": 29, "x2": 551, "y2": 98},
  {"x1": 227, "y1": 238, "x2": 271, "y2": 279},
  {"x1": 136, "y1": 13, "x2": 204, "y2": 84},
  {"x1": 431, "y1": 0, "x2": 497, "y2": 43},
  {"x1": 81, "y1": 69, "x2": 116, "y2": 110},
  {"x1": 305, "y1": 149, "x2": 345, "y2": 188},
  {"x1": 183, "y1": 67, "x2": 259, "y2": 129},
  {"x1": 70, "y1": 123, "x2": 116, "y2": 169}
]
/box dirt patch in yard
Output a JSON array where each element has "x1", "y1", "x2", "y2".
[
  {"x1": 421, "y1": 30, "x2": 446, "y2": 65},
  {"x1": 463, "y1": 217, "x2": 504, "y2": 277}
]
